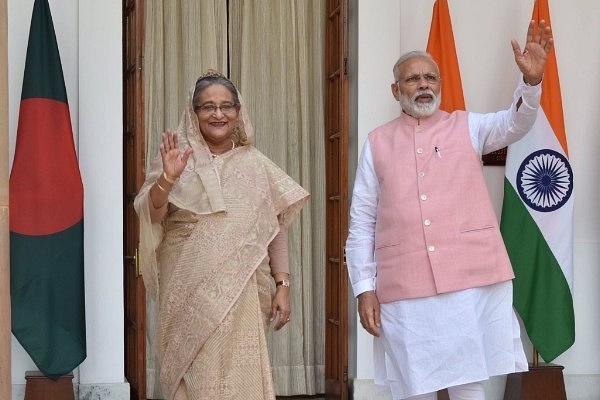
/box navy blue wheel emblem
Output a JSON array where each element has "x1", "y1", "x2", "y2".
[{"x1": 516, "y1": 149, "x2": 573, "y2": 212}]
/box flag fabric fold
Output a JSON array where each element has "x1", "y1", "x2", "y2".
[
  {"x1": 426, "y1": 0, "x2": 465, "y2": 112},
  {"x1": 9, "y1": 0, "x2": 86, "y2": 378},
  {"x1": 500, "y1": 0, "x2": 574, "y2": 362}
]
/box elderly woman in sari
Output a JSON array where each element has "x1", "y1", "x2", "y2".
[{"x1": 134, "y1": 71, "x2": 309, "y2": 400}]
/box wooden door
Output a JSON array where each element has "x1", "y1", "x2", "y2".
[
  {"x1": 324, "y1": 0, "x2": 349, "y2": 398},
  {"x1": 123, "y1": 1, "x2": 146, "y2": 399}
]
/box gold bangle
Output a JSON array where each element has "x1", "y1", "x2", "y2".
[
  {"x1": 155, "y1": 181, "x2": 170, "y2": 193},
  {"x1": 163, "y1": 172, "x2": 178, "y2": 184}
]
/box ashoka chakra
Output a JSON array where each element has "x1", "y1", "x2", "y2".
[{"x1": 516, "y1": 149, "x2": 573, "y2": 212}]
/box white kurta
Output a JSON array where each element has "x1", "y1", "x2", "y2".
[
  {"x1": 374, "y1": 282, "x2": 527, "y2": 399},
  {"x1": 346, "y1": 80, "x2": 541, "y2": 399}
]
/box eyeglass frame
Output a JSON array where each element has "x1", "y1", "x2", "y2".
[{"x1": 194, "y1": 102, "x2": 239, "y2": 116}]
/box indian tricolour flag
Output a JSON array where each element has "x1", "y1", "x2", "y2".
[{"x1": 500, "y1": 0, "x2": 574, "y2": 363}]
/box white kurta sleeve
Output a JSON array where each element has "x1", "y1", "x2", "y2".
[
  {"x1": 346, "y1": 139, "x2": 379, "y2": 297},
  {"x1": 468, "y1": 78, "x2": 542, "y2": 155}
]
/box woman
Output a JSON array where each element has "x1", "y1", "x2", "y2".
[{"x1": 134, "y1": 71, "x2": 310, "y2": 400}]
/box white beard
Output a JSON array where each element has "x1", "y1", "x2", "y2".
[{"x1": 399, "y1": 89, "x2": 441, "y2": 118}]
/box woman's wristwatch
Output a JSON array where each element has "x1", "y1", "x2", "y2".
[{"x1": 275, "y1": 279, "x2": 290, "y2": 288}]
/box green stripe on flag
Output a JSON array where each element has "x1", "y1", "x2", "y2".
[
  {"x1": 501, "y1": 180, "x2": 574, "y2": 362},
  {"x1": 10, "y1": 221, "x2": 86, "y2": 377}
]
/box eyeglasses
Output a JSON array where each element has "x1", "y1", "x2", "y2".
[
  {"x1": 397, "y1": 73, "x2": 440, "y2": 86},
  {"x1": 196, "y1": 103, "x2": 238, "y2": 116}
]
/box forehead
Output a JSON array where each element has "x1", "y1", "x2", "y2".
[
  {"x1": 399, "y1": 56, "x2": 438, "y2": 76},
  {"x1": 197, "y1": 83, "x2": 235, "y2": 103}
]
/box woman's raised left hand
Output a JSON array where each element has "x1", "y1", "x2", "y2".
[{"x1": 160, "y1": 130, "x2": 193, "y2": 180}]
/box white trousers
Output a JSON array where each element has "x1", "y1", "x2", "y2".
[{"x1": 404, "y1": 382, "x2": 485, "y2": 400}]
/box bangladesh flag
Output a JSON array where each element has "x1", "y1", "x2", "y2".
[
  {"x1": 10, "y1": 0, "x2": 86, "y2": 378},
  {"x1": 500, "y1": 0, "x2": 574, "y2": 362}
]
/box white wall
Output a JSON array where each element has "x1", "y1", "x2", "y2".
[
  {"x1": 78, "y1": 0, "x2": 124, "y2": 387},
  {"x1": 7, "y1": 0, "x2": 125, "y2": 397},
  {"x1": 353, "y1": 0, "x2": 600, "y2": 398}
]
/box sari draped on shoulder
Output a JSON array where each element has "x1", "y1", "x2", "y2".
[{"x1": 134, "y1": 79, "x2": 309, "y2": 400}]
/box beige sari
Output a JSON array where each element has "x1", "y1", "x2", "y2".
[{"x1": 134, "y1": 80, "x2": 309, "y2": 400}]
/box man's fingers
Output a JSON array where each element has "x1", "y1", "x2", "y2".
[
  {"x1": 526, "y1": 20, "x2": 535, "y2": 44},
  {"x1": 364, "y1": 318, "x2": 380, "y2": 337},
  {"x1": 358, "y1": 292, "x2": 381, "y2": 337}
]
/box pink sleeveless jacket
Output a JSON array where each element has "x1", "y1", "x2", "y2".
[{"x1": 369, "y1": 110, "x2": 514, "y2": 303}]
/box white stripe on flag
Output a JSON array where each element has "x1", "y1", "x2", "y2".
[{"x1": 505, "y1": 108, "x2": 574, "y2": 291}]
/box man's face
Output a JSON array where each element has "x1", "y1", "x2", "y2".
[{"x1": 391, "y1": 56, "x2": 441, "y2": 118}]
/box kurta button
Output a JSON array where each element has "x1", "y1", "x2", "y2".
[
  {"x1": 424, "y1": 219, "x2": 431, "y2": 226},
  {"x1": 419, "y1": 172, "x2": 425, "y2": 178},
  {"x1": 428, "y1": 245, "x2": 435, "y2": 252},
  {"x1": 420, "y1": 194, "x2": 427, "y2": 201},
  {"x1": 417, "y1": 148, "x2": 423, "y2": 154}
]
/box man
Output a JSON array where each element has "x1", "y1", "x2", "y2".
[{"x1": 345, "y1": 20, "x2": 553, "y2": 400}]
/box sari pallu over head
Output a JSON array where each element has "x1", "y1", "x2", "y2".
[{"x1": 136, "y1": 71, "x2": 256, "y2": 301}]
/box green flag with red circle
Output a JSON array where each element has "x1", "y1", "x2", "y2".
[{"x1": 9, "y1": 0, "x2": 86, "y2": 378}]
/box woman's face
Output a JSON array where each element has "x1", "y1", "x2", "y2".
[{"x1": 194, "y1": 83, "x2": 240, "y2": 147}]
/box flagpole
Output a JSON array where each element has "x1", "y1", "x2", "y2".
[{"x1": 0, "y1": 1, "x2": 12, "y2": 399}]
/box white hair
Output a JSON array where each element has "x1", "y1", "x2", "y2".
[{"x1": 393, "y1": 51, "x2": 439, "y2": 82}]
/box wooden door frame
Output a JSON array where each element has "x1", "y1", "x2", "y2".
[
  {"x1": 324, "y1": 0, "x2": 349, "y2": 398},
  {"x1": 123, "y1": 0, "x2": 146, "y2": 399}
]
